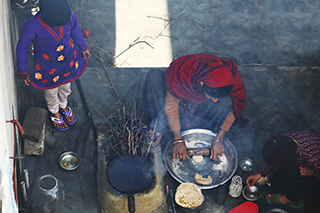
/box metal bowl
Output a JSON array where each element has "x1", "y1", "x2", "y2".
[
  {"x1": 239, "y1": 158, "x2": 254, "y2": 172},
  {"x1": 242, "y1": 185, "x2": 262, "y2": 201},
  {"x1": 164, "y1": 129, "x2": 238, "y2": 189},
  {"x1": 59, "y1": 151, "x2": 80, "y2": 170}
]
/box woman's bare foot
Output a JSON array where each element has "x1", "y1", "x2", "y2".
[{"x1": 267, "y1": 194, "x2": 301, "y2": 206}]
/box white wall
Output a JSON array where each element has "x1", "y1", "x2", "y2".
[
  {"x1": 0, "y1": 0, "x2": 18, "y2": 169},
  {"x1": 0, "y1": 0, "x2": 19, "y2": 211}
]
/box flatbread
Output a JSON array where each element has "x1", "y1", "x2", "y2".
[
  {"x1": 192, "y1": 155, "x2": 203, "y2": 163},
  {"x1": 175, "y1": 182, "x2": 204, "y2": 209},
  {"x1": 194, "y1": 173, "x2": 213, "y2": 185}
]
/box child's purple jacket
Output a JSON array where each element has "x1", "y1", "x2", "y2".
[{"x1": 16, "y1": 9, "x2": 88, "y2": 90}]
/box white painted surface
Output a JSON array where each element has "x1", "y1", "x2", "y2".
[
  {"x1": 115, "y1": 0, "x2": 172, "y2": 67},
  {"x1": 0, "y1": 0, "x2": 19, "y2": 210}
]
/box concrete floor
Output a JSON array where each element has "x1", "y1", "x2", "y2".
[{"x1": 14, "y1": 0, "x2": 320, "y2": 212}]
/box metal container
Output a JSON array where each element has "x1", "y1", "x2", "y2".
[
  {"x1": 164, "y1": 129, "x2": 238, "y2": 189},
  {"x1": 229, "y1": 175, "x2": 242, "y2": 198},
  {"x1": 239, "y1": 158, "x2": 254, "y2": 172},
  {"x1": 215, "y1": 185, "x2": 229, "y2": 205},
  {"x1": 59, "y1": 151, "x2": 80, "y2": 170},
  {"x1": 242, "y1": 185, "x2": 262, "y2": 201},
  {"x1": 32, "y1": 174, "x2": 64, "y2": 213}
]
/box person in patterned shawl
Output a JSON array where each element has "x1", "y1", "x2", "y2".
[
  {"x1": 16, "y1": 0, "x2": 91, "y2": 131},
  {"x1": 246, "y1": 131, "x2": 320, "y2": 209},
  {"x1": 143, "y1": 53, "x2": 247, "y2": 160}
]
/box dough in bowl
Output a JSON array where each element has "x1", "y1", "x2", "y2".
[
  {"x1": 175, "y1": 182, "x2": 204, "y2": 209},
  {"x1": 194, "y1": 173, "x2": 213, "y2": 185}
]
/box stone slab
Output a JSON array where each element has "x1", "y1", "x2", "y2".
[
  {"x1": 22, "y1": 107, "x2": 47, "y2": 142},
  {"x1": 24, "y1": 123, "x2": 45, "y2": 156}
]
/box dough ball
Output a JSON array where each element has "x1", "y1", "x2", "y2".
[
  {"x1": 194, "y1": 173, "x2": 213, "y2": 185},
  {"x1": 192, "y1": 155, "x2": 203, "y2": 163},
  {"x1": 175, "y1": 182, "x2": 204, "y2": 209}
]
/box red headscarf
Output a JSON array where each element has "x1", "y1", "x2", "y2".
[{"x1": 164, "y1": 53, "x2": 246, "y2": 117}]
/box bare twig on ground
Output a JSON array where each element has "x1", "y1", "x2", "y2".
[
  {"x1": 115, "y1": 38, "x2": 154, "y2": 59},
  {"x1": 176, "y1": 10, "x2": 187, "y2": 18},
  {"x1": 75, "y1": 9, "x2": 97, "y2": 14},
  {"x1": 188, "y1": 16, "x2": 215, "y2": 32}
]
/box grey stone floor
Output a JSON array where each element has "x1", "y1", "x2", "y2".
[
  {"x1": 13, "y1": 0, "x2": 320, "y2": 212},
  {"x1": 72, "y1": 0, "x2": 320, "y2": 66},
  {"x1": 17, "y1": 65, "x2": 320, "y2": 213}
]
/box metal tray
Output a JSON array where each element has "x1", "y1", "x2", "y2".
[{"x1": 164, "y1": 129, "x2": 238, "y2": 189}]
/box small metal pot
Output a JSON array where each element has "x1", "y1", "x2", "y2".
[
  {"x1": 239, "y1": 158, "x2": 254, "y2": 172},
  {"x1": 242, "y1": 185, "x2": 262, "y2": 201}
]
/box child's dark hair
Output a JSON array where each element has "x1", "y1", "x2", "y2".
[{"x1": 202, "y1": 84, "x2": 233, "y2": 98}]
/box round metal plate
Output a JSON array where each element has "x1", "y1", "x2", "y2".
[
  {"x1": 164, "y1": 129, "x2": 238, "y2": 189},
  {"x1": 59, "y1": 151, "x2": 80, "y2": 170}
]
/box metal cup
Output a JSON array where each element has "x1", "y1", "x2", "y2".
[{"x1": 215, "y1": 185, "x2": 229, "y2": 205}]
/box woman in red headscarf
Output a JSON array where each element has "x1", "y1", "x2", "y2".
[{"x1": 143, "y1": 53, "x2": 247, "y2": 160}]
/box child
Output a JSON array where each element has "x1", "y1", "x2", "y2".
[
  {"x1": 246, "y1": 131, "x2": 320, "y2": 209},
  {"x1": 16, "y1": 0, "x2": 91, "y2": 131}
]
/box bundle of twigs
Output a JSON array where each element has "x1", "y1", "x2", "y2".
[{"x1": 104, "y1": 89, "x2": 149, "y2": 157}]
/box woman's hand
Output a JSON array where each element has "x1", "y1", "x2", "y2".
[
  {"x1": 210, "y1": 129, "x2": 226, "y2": 160},
  {"x1": 173, "y1": 141, "x2": 188, "y2": 160},
  {"x1": 299, "y1": 167, "x2": 314, "y2": 176},
  {"x1": 246, "y1": 173, "x2": 261, "y2": 187},
  {"x1": 210, "y1": 140, "x2": 224, "y2": 160}
]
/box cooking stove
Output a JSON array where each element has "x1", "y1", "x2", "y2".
[{"x1": 96, "y1": 127, "x2": 167, "y2": 213}]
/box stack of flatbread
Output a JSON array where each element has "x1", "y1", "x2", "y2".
[{"x1": 175, "y1": 182, "x2": 204, "y2": 209}]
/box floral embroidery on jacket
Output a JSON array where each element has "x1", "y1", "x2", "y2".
[
  {"x1": 53, "y1": 76, "x2": 59, "y2": 83},
  {"x1": 36, "y1": 63, "x2": 41, "y2": 70},
  {"x1": 68, "y1": 40, "x2": 74, "y2": 48},
  {"x1": 75, "y1": 61, "x2": 79, "y2": 69},
  {"x1": 43, "y1": 53, "x2": 49, "y2": 60},
  {"x1": 57, "y1": 55, "x2": 65, "y2": 61},
  {"x1": 64, "y1": 72, "x2": 71, "y2": 77},
  {"x1": 56, "y1": 45, "x2": 64, "y2": 52},
  {"x1": 35, "y1": 72, "x2": 42, "y2": 80},
  {"x1": 74, "y1": 51, "x2": 77, "y2": 58},
  {"x1": 49, "y1": 69, "x2": 56, "y2": 74}
]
